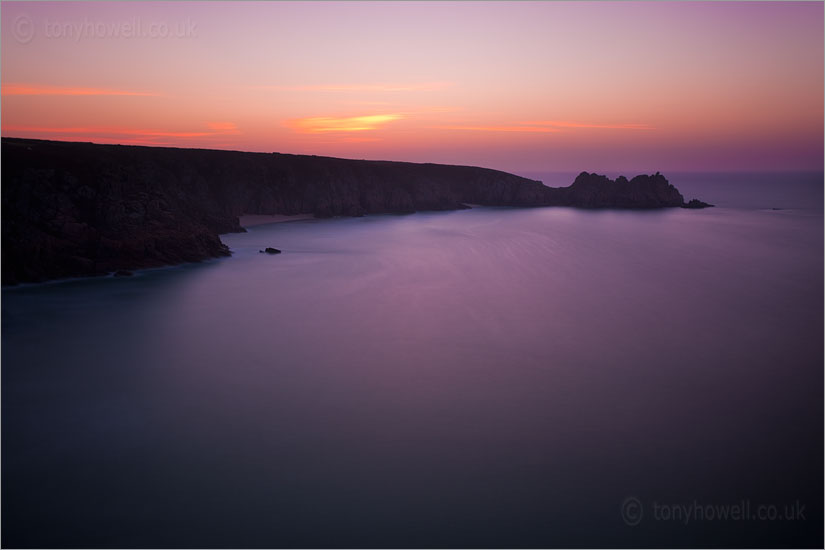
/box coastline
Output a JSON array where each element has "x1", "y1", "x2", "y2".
[{"x1": 1, "y1": 138, "x2": 708, "y2": 285}]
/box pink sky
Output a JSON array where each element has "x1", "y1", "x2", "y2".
[{"x1": 1, "y1": 1, "x2": 822, "y2": 173}]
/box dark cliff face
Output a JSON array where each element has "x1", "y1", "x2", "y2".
[
  {"x1": 2, "y1": 140, "x2": 235, "y2": 284},
  {"x1": 1, "y1": 138, "x2": 704, "y2": 284}
]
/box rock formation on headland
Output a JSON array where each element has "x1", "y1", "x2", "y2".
[{"x1": 1, "y1": 138, "x2": 711, "y2": 284}]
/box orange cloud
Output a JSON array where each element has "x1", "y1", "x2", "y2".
[
  {"x1": 256, "y1": 82, "x2": 451, "y2": 93},
  {"x1": 285, "y1": 114, "x2": 404, "y2": 133},
  {"x1": 1, "y1": 84, "x2": 159, "y2": 96}
]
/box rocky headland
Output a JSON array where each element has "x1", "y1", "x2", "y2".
[{"x1": 1, "y1": 138, "x2": 711, "y2": 284}]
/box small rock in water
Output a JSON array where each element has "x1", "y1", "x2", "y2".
[
  {"x1": 113, "y1": 270, "x2": 134, "y2": 277},
  {"x1": 260, "y1": 247, "x2": 282, "y2": 254},
  {"x1": 682, "y1": 199, "x2": 714, "y2": 209}
]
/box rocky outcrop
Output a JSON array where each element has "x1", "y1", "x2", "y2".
[
  {"x1": 556, "y1": 172, "x2": 685, "y2": 208},
  {"x1": 1, "y1": 138, "x2": 709, "y2": 284}
]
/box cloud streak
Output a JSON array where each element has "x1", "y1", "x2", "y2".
[
  {"x1": 434, "y1": 125, "x2": 561, "y2": 133},
  {"x1": 207, "y1": 121, "x2": 239, "y2": 132},
  {"x1": 2, "y1": 123, "x2": 240, "y2": 140},
  {"x1": 285, "y1": 114, "x2": 404, "y2": 133},
  {"x1": 256, "y1": 82, "x2": 451, "y2": 93},
  {"x1": 525, "y1": 120, "x2": 655, "y2": 130},
  {"x1": 1, "y1": 84, "x2": 159, "y2": 97},
  {"x1": 435, "y1": 120, "x2": 655, "y2": 133}
]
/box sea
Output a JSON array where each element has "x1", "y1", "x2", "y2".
[{"x1": 2, "y1": 171, "x2": 822, "y2": 548}]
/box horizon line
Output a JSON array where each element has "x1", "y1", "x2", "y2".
[{"x1": 2, "y1": 135, "x2": 820, "y2": 177}]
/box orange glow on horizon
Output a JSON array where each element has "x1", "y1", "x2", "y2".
[
  {"x1": 285, "y1": 114, "x2": 405, "y2": 133},
  {"x1": 0, "y1": 2, "x2": 821, "y2": 172}
]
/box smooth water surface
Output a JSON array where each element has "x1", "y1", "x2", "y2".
[{"x1": 3, "y1": 174, "x2": 822, "y2": 547}]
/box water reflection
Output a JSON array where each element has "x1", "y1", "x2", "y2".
[{"x1": 3, "y1": 202, "x2": 822, "y2": 547}]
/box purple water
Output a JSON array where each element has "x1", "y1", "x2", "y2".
[{"x1": 2, "y1": 172, "x2": 822, "y2": 547}]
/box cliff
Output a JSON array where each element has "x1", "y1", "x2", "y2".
[{"x1": 1, "y1": 138, "x2": 710, "y2": 284}]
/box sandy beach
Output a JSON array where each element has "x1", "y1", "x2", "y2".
[{"x1": 238, "y1": 214, "x2": 315, "y2": 228}]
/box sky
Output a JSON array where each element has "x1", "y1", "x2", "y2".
[{"x1": 1, "y1": 1, "x2": 823, "y2": 174}]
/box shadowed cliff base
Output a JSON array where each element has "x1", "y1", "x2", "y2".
[{"x1": 1, "y1": 138, "x2": 712, "y2": 284}]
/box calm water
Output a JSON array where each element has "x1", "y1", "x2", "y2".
[{"x1": 2, "y1": 173, "x2": 823, "y2": 548}]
